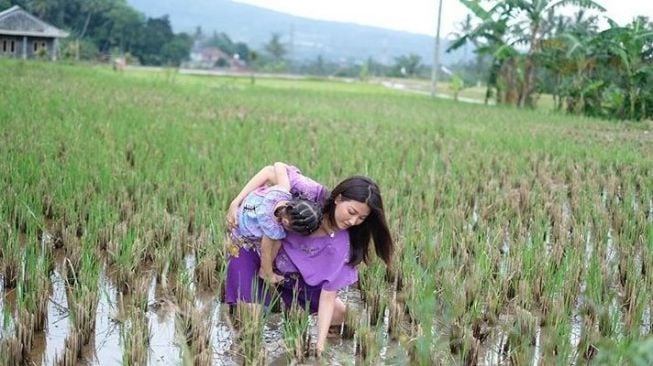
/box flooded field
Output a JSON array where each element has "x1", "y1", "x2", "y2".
[{"x1": 1, "y1": 59, "x2": 652, "y2": 365}]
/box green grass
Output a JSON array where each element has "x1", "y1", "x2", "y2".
[{"x1": 1, "y1": 58, "x2": 651, "y2": 364}]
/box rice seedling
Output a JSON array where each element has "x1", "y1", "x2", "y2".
[
  {"x1": 228, "y1": 279, "x2": 273, "y2": 365},
  {"x1": 107, "y1": 227, "x2": 145, "y2": 293},
  {"x1": 59, "y1": 244, "x2": 100, "y2": 362},
  {"x1": 342, "y1": 305, "x2": 361, "y2": 339},
  {"x1": 193, "y1": 218, "x2": 224, "y2": 292},
  {"x1": 355, "y1": 322, "x2": 385, "y2": 365},
  {"x1": 20, "y1": 242, "x2": 50, "y2": 332},
  {"x1": 121, "y1": 275, "x2": 151, "y2": 365},
  {"x1": 1, "y1": 226, "x2": 21, "y2": 289},
  {"x1": 280, "y1": 300, "x2": 311, "y2": 362},
  {"x1": 175, "y1": 270, "x2": 213, "y2": 365},
  {"x1": 358, "y1": 259, "x2": 388, "y2": 327},
  {"x1": 1, "y1": 59, "x2": 651, "y2": 364}
]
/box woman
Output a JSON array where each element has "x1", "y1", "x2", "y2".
[{"x1": 225, "y1": 162, "x2": 393, "y2": 355}]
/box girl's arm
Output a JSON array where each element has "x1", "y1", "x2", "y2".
[
  {"x1": 316, "y1": 289, "x2": 337, "y2": 357},
  {"x1": 273, "y1": 162, "x2": 291, "y2": 191},
  {"x1": 226, "y1": 162, "x2": 289, "y2": 228}
]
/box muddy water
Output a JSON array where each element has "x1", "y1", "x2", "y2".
[{"x1": 9, "y1": 250, "x2": 365, "y2": 366}]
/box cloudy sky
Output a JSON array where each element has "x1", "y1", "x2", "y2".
[{"x1": 234, "y1": 0, "x2": 653, "y2": 37}]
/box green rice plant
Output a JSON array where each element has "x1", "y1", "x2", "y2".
[
  {"x1": 4, "y1": 281, "x2": 36, "y2": 366},
  {"x1": 121, "y1": 275, "x2": 151, "y2": 365},
  {"x1": 358, "y1": 259, "x2": 388, "y2": 326},
  {"x1": 502, "y1": 307, "x2": 538, "y2": 365},
  {"x1": 193, "y1": 218, "x2": 224, "y2": 292},
  {"x1": 54, "y1": 328, "x2": 82, "y2": 366},
  {"x1": 175, "y1": 270, "x2": 213, "y2": 365},
  {"x1": 229, "y1": 278, "x2": 273, "y2": 365},
  {"x1": 447, "y1": 320, "x2": 480, "y2": 366},
  {"x1": 342, "y1": 306, "x2": 361, "y2": 340},
  {"x1": 64, "y1": 244, "x2": 100, "y2": 353},
  {"x1": 539, "y1": 312, "x2": 574, "y2": 364},
  {"x1": 355, "y1": 322, "x2": 385, "y2": 365},
  {"x1": 594, "y1": 336, "x2": 653, "y2": 366},
  {"x1": 280, "y1": 299, "x2": 311, "y2": 362},
  {"x1": 1, "y1": 59, "x2": 652, "y2": 365},
  {"x1": 0, "y1": 211, "x2": 22, "y2": 289},
  {"x1": 20, "y1": 242, "x2": 50, "y2": 332},
  {"x1": 108, "y1": 227, "x2": 145, "y2": 293},
  {"x1": 0, "y1": 333, "x2": 22, "y2": 366}
]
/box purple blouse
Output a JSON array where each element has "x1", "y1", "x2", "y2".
[
  {"x1": 275, "y1": 230, "x2": 358, "y2": 291},
  {"x1": 287, "y1": 165, "x2": 329, "y2": 205},
  {"x1": 273, "y1": 165, "x2": 356, "y2": 291}
]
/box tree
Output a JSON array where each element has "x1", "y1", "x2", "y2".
[
  {"x1": 451, "y1": 0, "x2": 605, "y2": 107},
  {"x1": 594, "y1": 17, "x2": 653, "y2": 120},
  {"x1": 538, "y1": 10, "x2": 601, "y2": 111},
  {"x1": 448, "y1": 0, "x2": 517, "y2": 104},
  {"x1": 502, "y1": 0, "x2": 606, "y2": 107},
  {"x1": 132, "y1": 16, "x2": 174, "y2": 65},
  {"x1": 161, "y1": 32, "x2": 192, "y2": 66},
  {"x1": 233, "y1": 42, "x2": 250, "y2": 62},
  {"x1": 393, "y1": 53, "x2": 422, "y2": 77},
  {"x1": 264, "y1": 33, "x2": 286, "y2": 62}
]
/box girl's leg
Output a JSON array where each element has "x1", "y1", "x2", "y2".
[{"x1": 225, "y1": 246, "x2": 270, "y2": 305}]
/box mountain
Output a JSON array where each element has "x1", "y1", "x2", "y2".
[{"x1": 126, "y1": 0, "x2": 472, "y2": 65}]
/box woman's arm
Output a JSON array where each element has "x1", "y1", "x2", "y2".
[
  {"x1": 226, "y1": 162, "x2": 288, "y2": 228},
  {"x1": 316, "y1": 289, "x2": 337, "y2": 357},
  {"x1": 259, "y1": 236, "x2": 284, "y2": 284}
]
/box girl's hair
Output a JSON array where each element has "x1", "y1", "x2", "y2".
[
  {"x1": 322, "y1": 176, "x2": 393, "y2": 267},
  {"x1": 277, "y1": 199, "x2": 323, "y2": 235}
]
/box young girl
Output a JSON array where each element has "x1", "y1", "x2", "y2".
[
  {"x1": 227, "y1": 162, "x2": 323, "y2": 284},
  {"x1": 226, "y1": 163, "x2": 393, "y2": 356}
]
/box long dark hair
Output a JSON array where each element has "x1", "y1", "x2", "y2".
[{"x1": 322, "y1": 176, "x2": 393, "y2": 267}]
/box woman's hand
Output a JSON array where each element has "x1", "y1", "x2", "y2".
[{"x1": 316, "y1": 290, "x2": 337, "y2": 357}]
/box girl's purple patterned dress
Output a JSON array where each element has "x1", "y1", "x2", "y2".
[{"x1": 224, "y1": 166, "x2": 357, "y2": 312}]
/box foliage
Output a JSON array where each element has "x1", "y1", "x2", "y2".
[
  {"x1": 450, "y1": 0, "x2": 653, "y2": 121},
  {"x1": 392, "y1": 53, "x2": 422, "y2": 77},
  {"x1": 0, "y1": 59, "x2": 651, "y2": 364},
  {"x1": 264, "y1": 33, "x2": 286, "y2": 62},
  {"x1": 6, "y1": 0, "x2": 192, "y2": 66}
]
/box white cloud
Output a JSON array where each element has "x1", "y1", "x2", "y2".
[{"x1": 234, "y1": 0, "x2": 653, "y2": 36}]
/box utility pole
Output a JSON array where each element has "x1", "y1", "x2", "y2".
[
  {"x1": 431, "y1": 0, "x2": 443, "y2": 98},
  {"x1": 289, "y1": 24, "x2": 294, "y2": 65}
]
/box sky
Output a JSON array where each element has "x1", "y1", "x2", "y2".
[{"x1": 233, "y1": 0, "x2": 653, "y2": 37}]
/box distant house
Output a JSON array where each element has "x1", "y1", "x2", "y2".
[
  {"x1": 0, "y1": 5, "x2": 69, "y2": 60},
  {"x1": 188, "y1": 46, "x2": 247, "y2": 70}
]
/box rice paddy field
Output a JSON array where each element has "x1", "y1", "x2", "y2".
[{"x1": 1, "y1": 59, "x2": 652, "y2": 365}]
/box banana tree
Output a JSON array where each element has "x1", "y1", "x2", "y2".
[
  {"x1": 447, "y1": 0, "x2": 517, "y2": 105},
  {"x1": 594, "y1": 17, "x2": 653, "y2": 120},
  {"x1": 538, "y1": 10, "x2": 600, "y2": 110},
  {"x1": 502, "y1": 0, "x2": 606, "y2": 107}
]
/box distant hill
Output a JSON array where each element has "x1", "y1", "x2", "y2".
[{"x1": 126, "y1": 0, "x2": 472, "y2": 65}]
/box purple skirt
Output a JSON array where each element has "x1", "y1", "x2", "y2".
[{"x1": 224, "y1": 246, "x2": 321, "y2": 313}]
